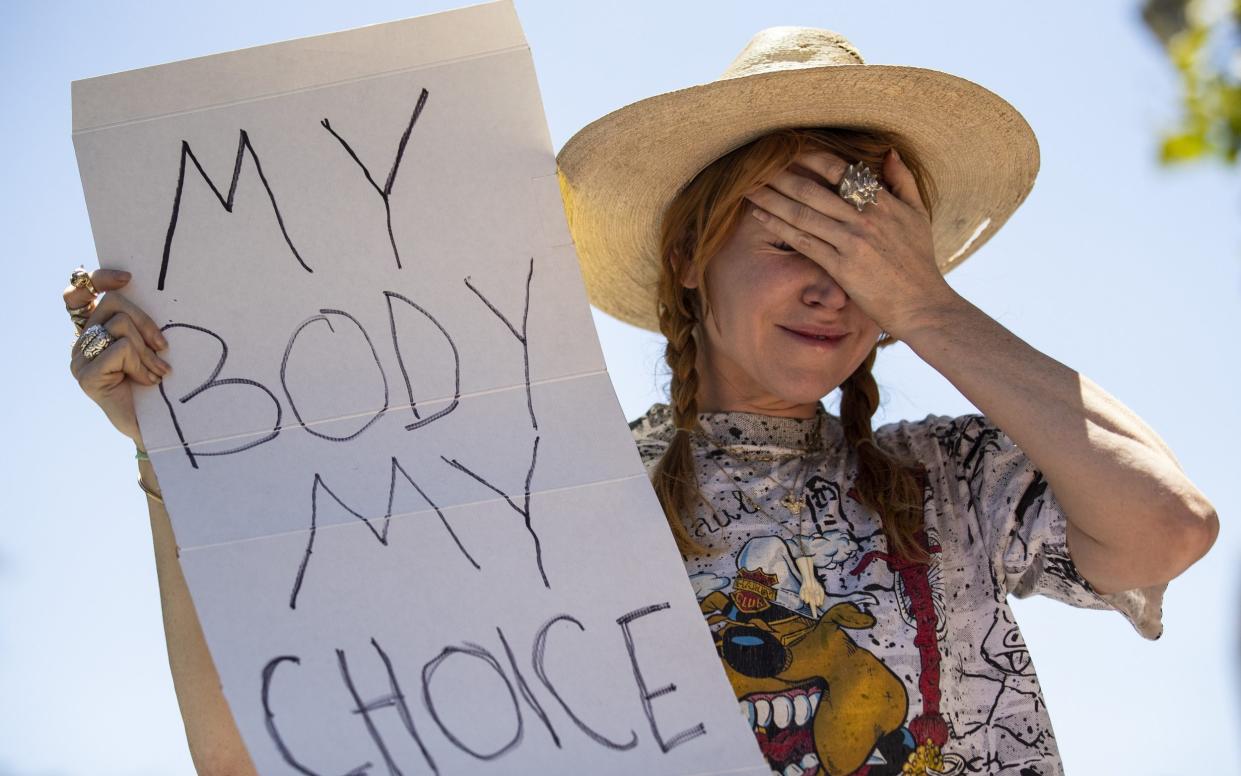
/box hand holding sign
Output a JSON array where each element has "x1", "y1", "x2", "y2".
[{"x1": 66, "y1": 270, "x2": 171, "y2": 446}]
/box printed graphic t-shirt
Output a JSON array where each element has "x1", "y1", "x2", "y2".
[{"x1": 629, "y1": 403, "x2": 1166, "y2": 776}]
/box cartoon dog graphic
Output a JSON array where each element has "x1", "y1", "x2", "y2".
[{"x1": 700, "y1": 569, "x2": 909, "y2": 776}]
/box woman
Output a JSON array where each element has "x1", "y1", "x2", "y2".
[
  {"x1": 66, "y1": 25, "x2": 1216, "y2": 776},
  {"x1": 556, "y1": 26, "x2": 1216, "y2": 776}
]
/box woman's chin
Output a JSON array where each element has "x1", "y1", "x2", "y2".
[{"x1": 766, "y1": 378, "x2": 844, "y2": 407}]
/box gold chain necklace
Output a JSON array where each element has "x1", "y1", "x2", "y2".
[
  {"x1": 699, "y1": 445, "x2": 815, "y2": 546},
  {"x1": 703, "y1": 411, "x2": 826, "y2": 516}
]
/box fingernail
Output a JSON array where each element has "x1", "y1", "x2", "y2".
[
  {"x1": 752, "y1": 208, "x2": 769, "y2": 222},
  {"x1": 156, "y1": 333, "x2": 168, "y2": 349},
  {"x1": 118, "y1": 271, "x2": 132, "y2": 281}
]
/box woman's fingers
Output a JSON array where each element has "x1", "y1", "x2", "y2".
[
  {"x1": 764, "y1": 162, "x2": 859, "y2": 224},
  {"x1": 880, "y1": 147, "x2": 928, "y2": 217},
  {"x1": 73, "y1": 335, "x2": 144, "y2": 446},
  {"x1": 107, "y1": 311, "x2": 172, "y2": 379},
  {"x1": 748, "y1": 202, "x2": 845, "y2": 270},
  {"x1": 789, "y1": 148, "x2": 908, "y2": 216},
  {"x1": 62, "y1": 267, "x2": 131, "y2": 310},
  {"x1": 71, "y1": 313, "x2": 167, "y2": 386},
  {"x1": 746, "y1": 176, "x2": 849, "y2": 250},
  {"x1": 85, "y1": 289, "x2": 169, "y2": 354}
]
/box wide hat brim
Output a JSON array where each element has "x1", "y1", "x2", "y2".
[{"x1": 556, "y1": 63, "x2": 1040, "y2": 333}]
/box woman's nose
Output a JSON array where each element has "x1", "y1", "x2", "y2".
[{"x1": 801, "y1": 262, "x2": 849, "y2": 310}]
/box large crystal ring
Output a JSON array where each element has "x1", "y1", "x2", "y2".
[{"x1": 838, "y1": 162, "x2": 882, "y2": 212}]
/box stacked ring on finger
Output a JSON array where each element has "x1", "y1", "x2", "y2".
[
  {"x1": 70, "y1": 267, "x2": 98, "y2": 296},
  {"x1": 82, "y1": 330, "x2": 115, "y2": 361},
  {"x1": 67, "y1": 301, "x2": 94, "y2": 335},
  {"x1": 74, "y1": 323, "x2": 105, "y2": 354},
  {"x1": 75, "y1": 323, "x2": 115, "y2": 361}
]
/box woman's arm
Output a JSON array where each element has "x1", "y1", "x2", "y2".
[
  {"x1": 899, "y1": 292, "x2": 1219, "y2": 595},
  {"x1": 139, "y1": 459, "x2": 258, "y2": 775},
  {"x1": 67, "y1": 268, "x2": 258, "y2": 773}
]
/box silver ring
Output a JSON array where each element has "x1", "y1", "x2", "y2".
[
  {"x1": 838, "y1": 161, "x2": 882, "y2": 212},
  {"x1": 82, "y1": 329, "x2": 115, "y2": 361},
  {"x1": 74, "y1": 323, "x2": 106, "y2": 356}
]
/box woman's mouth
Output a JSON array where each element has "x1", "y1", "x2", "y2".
[{"x1": 779, "y1": 325, "x2": 848, "y2": 348}]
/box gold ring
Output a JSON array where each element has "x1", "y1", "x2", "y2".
[
  {"x1": 70, "y1": 267, "x2": 98, "y2": 296},
  {"x1": 67, "y1": 300, "x2": 95, "y2": 336}
]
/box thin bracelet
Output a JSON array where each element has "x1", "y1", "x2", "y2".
[
  {"x1": 135, "y1": 446, "x2": 150, "y2": 461},
  {"x1": 137, "y1": 476, "x2": 164, "y2": 504}
]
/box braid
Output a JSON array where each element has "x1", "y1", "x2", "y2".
[
  {"x1": 652, "y1": 261, "x2": 711, "y2": 557},
  {"x1": 840, "y1": 345, "x2": 929, "y2": 563},
  {"x1": 666, "y1": 296, "x2": 699, "y2": 431}
]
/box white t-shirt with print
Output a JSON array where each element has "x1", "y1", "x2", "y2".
[{"x1": 630, "y1": 403, "x2": 1164, "y2": 776}]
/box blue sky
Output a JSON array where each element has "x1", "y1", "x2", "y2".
[{"x1": 2, "y1": 1, "x2": 1238, "y2": 774}]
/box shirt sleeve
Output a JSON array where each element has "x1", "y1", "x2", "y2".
[
  {"x1": 929, "y1": 413, "x2": 1166, "y2": 641},
  {"x1": 629, "y1": 405, "x2": 673, "y2": 477}
]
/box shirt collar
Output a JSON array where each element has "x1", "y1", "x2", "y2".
[{"x1": 690, "y1": 402, "x2": 843, "y2": 453}]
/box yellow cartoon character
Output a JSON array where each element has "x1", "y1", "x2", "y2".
[{"x1": 701, "y1": 564, "x2": 909, "y2": 776}]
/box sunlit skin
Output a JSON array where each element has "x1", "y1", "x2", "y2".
[
  {"x1": 684, "y1": 197, "x2": 883, "y2": 419},
  {"x1": 680, "y1": 149, "x2": 938, "y2": 417}
]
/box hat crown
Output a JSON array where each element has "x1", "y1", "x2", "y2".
[{"x1": 720, "y1": 26, "x2": 866, "y2": 80}]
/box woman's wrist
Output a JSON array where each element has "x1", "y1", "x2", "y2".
[
  {"x1": 136, "y1": 447, "x2": 163, "y2": 501},
  {"x1": 137, "y1": 474, "x2": 165, "y2": 504}
]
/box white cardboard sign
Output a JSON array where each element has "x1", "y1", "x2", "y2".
[{"x1": 71, "y1": 2, "x2": 766, "y2": 773}]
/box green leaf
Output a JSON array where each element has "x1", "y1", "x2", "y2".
[{"x1": 1161, "y1": 131, "x2": 1209, "y2": 161}]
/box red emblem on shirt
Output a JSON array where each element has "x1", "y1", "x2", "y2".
[{"x1": 732, "y1": 567, "x2": 778, "y2": 613}]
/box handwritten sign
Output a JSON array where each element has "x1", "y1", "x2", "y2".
[{"x1": 71, "y1": 2, "x2": 766, "y2": 773}]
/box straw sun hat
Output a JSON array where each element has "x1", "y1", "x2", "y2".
[{"x1": 556, "y1": 26, "x2": 1040, "y2": 333}]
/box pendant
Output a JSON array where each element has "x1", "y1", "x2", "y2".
[{"x1": 781, "y1": 494, "x2": 805, "y2": 515}]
